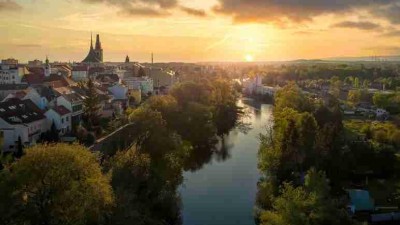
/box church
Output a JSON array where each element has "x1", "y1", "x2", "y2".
[{"x1": 82, "y1": 34, "x2": 103, "y2": 63}]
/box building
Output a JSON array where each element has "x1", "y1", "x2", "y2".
[
  {"x1": 55, "y1": 87, "x2": 85, "y2": 126},
  {"x1": 0, "y1": 98, "x2": 47, "y2": 153},
  {"x1": 28, "y1": 59, "x2": 43, "y2": 67},
  {"x1": 1, "y1": 58, "x2": 18, "y2": 65},
  {"x1": 0, "y1": 84, "x2": 29, "y2": 101},
  {"x1": 44, "y1": 105, "x2": 72, "y2": 136},
  {"x1": 122, "y1": 76, "x2": 153, "y2": 95},
  {"x1": 72, "y1": 65, "x2": 89, "y2": 81},
  {"x1": 147, "y1": 67, "x2": 176, "y2": 94},
  {"x1": 0, "y1": 64, "x2": 26, "y2": 84},
  {"x1": 82, "y1": 34, "x2": 103, "y2": 63},
  {"x1": 242, "y1": 75, "x2": 278, "y2": 96}
]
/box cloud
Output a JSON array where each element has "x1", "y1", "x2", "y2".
[
  {"x1": 381, "y1": 30, "x2": 400, "y2": 37},
  {"x1": 0, "y1": 0, "x2": 22, "y2": 11},
  {"x1": 364, "y1": 45, "x2": 400, "y2": 55},
  {"x1": 331, "y1": 21, "x2": 382, "y2": 31},
  {"x1": 371, "y1": 3, "x2": 400, "y2": 24},
  {"x1": 180, "y1": 6, "x2": 206, "y2": 17},
  {"x1": 14, "y1": 44, "x2": 42, "y2": 48},
  {"x1": 121, "y1": 6, "x2": 170, "y2": 17},
  {"x1": 213, "y1": 0, "x2": 398, "y2": 25},
  {"x1": 80, "y1": 0, "x2": 206, "y2": 17}
]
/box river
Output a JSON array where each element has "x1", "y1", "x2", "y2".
[{"x1": 180, "y1": 99, "x2": 273, "y2": 225}]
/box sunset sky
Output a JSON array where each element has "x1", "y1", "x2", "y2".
[{"x1": 1, "y1": 0, "x2": 400, "y2": 62}]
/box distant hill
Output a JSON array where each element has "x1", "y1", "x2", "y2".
[{"x1": 325, "y1": 55, "x2": 400, "y2": 62}]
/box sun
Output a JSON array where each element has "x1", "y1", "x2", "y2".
[{"x1": 245, "y1": 54, "x2": 254, "y2": 62}]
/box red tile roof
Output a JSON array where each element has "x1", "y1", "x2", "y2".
[
  {"x1": 72, "y1": 65, "x2": 89, "y2": 71},
  {"x1": 54, "y1": 105, "x2": 71, "y2": 116},
  {"x1": 22, "y1": 73, "x2": 45, "y2": 85}
]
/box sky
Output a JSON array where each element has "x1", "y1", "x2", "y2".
[{"x1": 1, "y1": 0, "x2": 400, "y2": 63}]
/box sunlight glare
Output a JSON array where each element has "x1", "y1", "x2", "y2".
[{"x1": 245, "y1": 54, "x2": 254, "y2": 62}]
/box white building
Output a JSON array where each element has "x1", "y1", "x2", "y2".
[
  {"x1": 108, "y1": 83, "x2": 128, "y2": 100},
  {"x1": 54, "y1": 87, "x2": 85, "y2": 126},
  {"x1": 242, "y1": 75, "x2": 278, "y2": 96},
  {"x1": 72, "y1": 65, "x2": 89, "y2": 81},
  {"x1": 0, "y1": 64, "x2": 26, "y2": 84},
  {"x1": 45, "y1": 106, "x2": 72, "y2": 136},
  {"x1": 0, "y1": 99, "x2": 47, "y2": 153},
  {"x1": 122, "y1": 76, "x2": 154, "y2": 95}
]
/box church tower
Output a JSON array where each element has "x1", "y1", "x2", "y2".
[
  {"x1": 125, "y1": 55, "x2": 130, "y2": 63},
  {"x1": 94, "y1": 34, "x2": 103, "y2": 62},
  {"x1": 44, "y1": 56, "x2": 51, "y2": 77}
]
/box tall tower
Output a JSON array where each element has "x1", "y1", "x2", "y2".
[
  {"x1": 44, "y1": 56, "x2": 51, "y2": 77},
  {"x1": 94, "y1": 34, "x2": 103, "y2": 62}
]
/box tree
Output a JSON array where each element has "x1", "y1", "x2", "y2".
[
  {"x1": 274, "y1": 83, "x2": 312, "y2": 114},
  {"x1": 15, "y1": 136, "x2": 23, "y2": 158},
  {"x1": 138, "y1": 67, "x2": 146, "y2": 77},
  {"x1": 259, "y1": 169, "x2": 352, "y2": 225},
  {"x1": 83, "y1": 78, "x2": 101, "y2": 131},
  {"x1": 0, "y1": 143, "x2": 113, "y2": 225},
  {"x1": 373, "y1": 92, "x2": 390, "y2": 109},
  {"x1": 347, "y1": 90, "x2": 362, "y2": 106}
]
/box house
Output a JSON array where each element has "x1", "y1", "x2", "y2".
[
  {"x1": 44, "y1": 105, "x2": 72, "y2": 136},
  {"x1": 0, "y1": 84, "x2": 29, "y2": 101},
  {"x1": 0, "y1": 98, "x2": 47, "y2": 153},
  {"x1": 347, "y1": 189, "x2": 375, "y2": 214},
  {"x1": 147, "y1": 67, "x2": 176, "y2": 93},
  {"x1": 108, "y1": 83, "x2": 128, "y2": 100},
  {"x1": 2, "y1": 87, "x2": 43, "y2": 110},
  {"x1": 122, "y1": 76, "x2": 153, "y2": 95},
  {"x1": 72, "y1": 65, "x2": 89, "y2": 81},
  {"x1": 376, "y1": 108, "x2": 389, "y2": 119},
  {"x1": 0, "y1": 64, "x2": 27, "y2": 84},
  {"x1": 54, "y1": 87, "x2": 85, "y2": 126}
]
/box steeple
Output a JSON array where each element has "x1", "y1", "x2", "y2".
[
  {"x1": 82, "y1": 33, "x2": 103, "y2": 63},
  {"x1": 44, "y1": 55, "x2": 51, "y2": 77},
  {"x1": 151, "y1": 52, "x2": 154, "y2": 65},
  {"x1": 91, "y1": 33, "x2": 94, "y2": 49},
  {"x1": 125, "y1": 55, "x2": 130, "y2": 63},
  {"x1": 95, "y1": 34, "x2": 102, "y2": 50}
]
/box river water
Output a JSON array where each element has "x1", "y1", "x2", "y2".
[{"x1": 180, "y1": 99, "x2": 273, "y2": 225}]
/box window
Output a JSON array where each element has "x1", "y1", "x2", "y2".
[
  {"x1": 66, "y1": 116, "x2": 69, "y2": 122},
  {"x1": 61, "y1": 118, "x2": 64, "y2": 124}
]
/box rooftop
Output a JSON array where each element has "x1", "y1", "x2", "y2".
[{"x1": 0, "y1": 98, "x2": 45, "y2": 124}]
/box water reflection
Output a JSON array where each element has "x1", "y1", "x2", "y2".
[{"x1": 180, "y1": 99, "x2": 273, "y2": 225}]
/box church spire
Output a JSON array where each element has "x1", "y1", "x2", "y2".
[{"x1": 90, "y1": 32, "x2": 93, "y2": 49}]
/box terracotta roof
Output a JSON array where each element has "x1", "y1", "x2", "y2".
[
  {"x1": 89, "y1": 67, "x2": 105, "y2": 75},
  {"x1": 0, "y1": 84, "x2": 29, "y2": 90},
  {"x1": 22, "y1": 73, "x2": 45, "y2": 85},
  {"x1": 0, "y1": 98, "x2": 45, "y2": 124},
  {"x1": 96, "y1": 73, "x2": 119, "y2": 83},
  {"x1": 34, "y1": 85, "x2": 60, "y2": 101},
  {"x1": 27, "y1": 67, "x2": 45, "y2": 76},
  {"x1": 13, "y1": 90, "x2": 28, "y2": 99},
  {"x1": 54, "y1": 105, "x2": 70, "y2": 116},
  {"x1": 44, "y1": 74, "x2": 76, "y2": 88},
  {"x1": 72, "y1": 65, "x2": 89, "y2": 71}
]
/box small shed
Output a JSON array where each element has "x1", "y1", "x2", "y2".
[{"x1": 347, "y1": 189, "x2": 375, "y2": 212}]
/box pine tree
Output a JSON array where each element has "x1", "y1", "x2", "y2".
[{"x1": 83, "y1": 78, "x2": 101, "y2": 131}]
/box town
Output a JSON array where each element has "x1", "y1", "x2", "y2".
[{"x1": 2, "y1": 0, "x2": 400, "y2": 224}]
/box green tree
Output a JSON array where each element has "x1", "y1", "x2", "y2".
[
  {"x1": 260, "y1": 169, "x2": 351, "y2": 225},
  {"x1": 83, "y1": 78, "x2": 101, "y2": 131},
  {"x1": 347, "y1": 90, "x2": 362, "y2": 106},
  {"x1": 0, "y1": 143, "x2": 113, "y2": 225}
]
